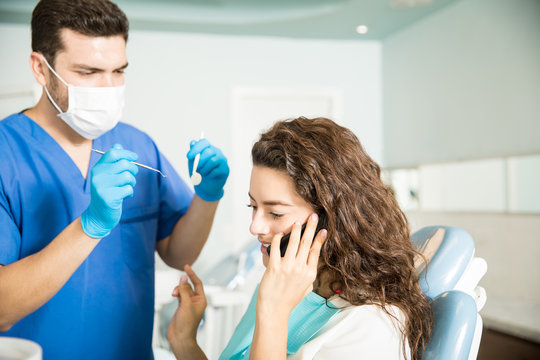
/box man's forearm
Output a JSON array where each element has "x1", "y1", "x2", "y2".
[
  {"x1": 158, "y1": 195, "x2": 218, "y2": 269},
  {"x1": 0, "y1": 218, "x2": 100, "y2": 331}
]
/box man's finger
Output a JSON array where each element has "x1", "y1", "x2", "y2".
[
  {"x1": 102, "y1": 147, "x2": 138, "y2": 163},
  {"x1": 187, "y1": 139, "x2": 211, "y2": 160}
]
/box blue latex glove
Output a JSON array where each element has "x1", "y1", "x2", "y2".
[
  {"x1": 81, "y1": 144, "x2": 139, "y2": 238},
  {"x1": 187, "y1": 138, "x2": 229, "y2": 202}
]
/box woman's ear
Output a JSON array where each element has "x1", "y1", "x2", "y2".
[{"x1": 29, "y1": 52, "x2": 48, "y2": 87}]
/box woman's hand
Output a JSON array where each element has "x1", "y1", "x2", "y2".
[
  {"x1": 257, "y1": 213, "x2": 327, "y2": 316},
  {"x1": 167, "y1": 265, "x2": 207, "y2": 358},
  {"x1": 250, "y1": 213, "x2": 327, "y2": 360}
]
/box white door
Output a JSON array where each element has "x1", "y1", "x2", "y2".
[{"x1": 229, "y1": 86, "x2": 343, "y2": 252}]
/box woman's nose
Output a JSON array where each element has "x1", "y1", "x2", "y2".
[{"x1": 249, "y1": 213, "x2": 269, "y2": 236}]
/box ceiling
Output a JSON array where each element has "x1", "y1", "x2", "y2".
[{"x1": 0, "y1": 0, "x2": 458, "y2": 40}]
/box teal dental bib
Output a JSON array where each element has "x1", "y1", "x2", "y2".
[{"x1": 219, "y1": 286, "x2": 341, "y2": 360}]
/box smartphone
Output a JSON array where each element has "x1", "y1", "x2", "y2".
[{"x1": 266, "y1": 222, "x2": 324, "y2": 257}]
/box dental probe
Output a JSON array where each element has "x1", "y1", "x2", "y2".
[{"x1": 91, "y1": 149, "x2": 167, "y2": 178}]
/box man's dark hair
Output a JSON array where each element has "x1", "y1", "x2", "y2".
[{"x1": 31, "y1": 0, "x2": 129, "y2": 66}]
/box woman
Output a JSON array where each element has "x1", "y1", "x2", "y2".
[{"x1": 168, "y1": 117, "x2": 432, "y2": 359}]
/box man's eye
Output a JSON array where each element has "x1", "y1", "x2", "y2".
[
  {"x1": 247, "y1": 204, "x2": 256, "y2": 210},
  {"x1": 78, "y1": 71, "x2": 94, "y2": 76}
]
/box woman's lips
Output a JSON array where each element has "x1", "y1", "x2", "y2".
[{"x1": 260, "y1": 243, "x2": 270, "y2": 255}]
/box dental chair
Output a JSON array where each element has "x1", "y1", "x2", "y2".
[
  {"x1": 412, "y1": 226, "x2": 487, "y2": 360},
  {"x1": 155, "y1": 226, "x2": 486, "y2": 359}
]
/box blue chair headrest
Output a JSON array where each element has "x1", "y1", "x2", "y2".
[{"x1": 411, "y1": 226, "x2": 475, "y2": 300}]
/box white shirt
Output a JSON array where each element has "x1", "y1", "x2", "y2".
[{"x1": 289, "y1": 297, "x2": 410, "y2": 360}]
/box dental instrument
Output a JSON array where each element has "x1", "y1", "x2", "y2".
[
  {"x1": 91, "y1": 149, "x2": 167, "y2": 178},
  {"x1": 191, "y1": 131, "x2": 204, "y2": 186}
]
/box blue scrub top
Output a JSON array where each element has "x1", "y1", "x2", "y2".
[{"x1": 0, "y1": 113, "x2": 194, "y2": 360}]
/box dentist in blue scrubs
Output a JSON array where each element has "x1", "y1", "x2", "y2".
[{"x1": 0, "y1": 0, "x2": 229, "y2": 359}]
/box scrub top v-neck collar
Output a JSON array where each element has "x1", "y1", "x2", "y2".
[{"x1": 20, "y1": 112, "x2": 101, "y2": 192}]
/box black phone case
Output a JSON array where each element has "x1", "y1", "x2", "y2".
[{"x1": 266, "y1": 223, "x2": 322, "y2": 257}]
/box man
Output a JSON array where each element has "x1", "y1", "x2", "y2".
[{"x1": 0, "y1": 0, "x2": 229, "y2": 358}]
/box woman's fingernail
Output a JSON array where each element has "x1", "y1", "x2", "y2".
[
  {"x1": 295, "y1": 221, "x2": 301, "y2": 226},
  {"x1": 181, "y1": 275, "x2": 188, "y2": 283},
  {"x1": 321, "y1": 229, "x2": 328, "y2": 237},
  {"x1": 311, "y1": 213, "x2": 318, "y2": 221}
]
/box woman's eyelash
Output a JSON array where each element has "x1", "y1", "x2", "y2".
[{"x1": 247, "y1": 204, "x2": 282, "y2": 219}]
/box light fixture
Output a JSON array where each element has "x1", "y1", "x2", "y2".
[
  {"x1": 390, "y1": 0, "x2": 432, "y2": 8},
  {"x1": 356, "y1": 25, "x2": 369, "y2": 35}
]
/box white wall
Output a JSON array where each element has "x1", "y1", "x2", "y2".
[
  {"x1": 382, "y1": 0, "x2": 540, "y2": 341},
  {"x1": 407, "y1": 211, "x2": 540, "y2": 342},
  {"x1": 0, "y1": 23, "x2": 382, "y2": 272},
  {"x1": 383, "y1": 0, "x2": 540, "y2": 168}
]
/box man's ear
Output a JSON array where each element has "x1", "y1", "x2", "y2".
[{"x1": 29, "y1": 52, "x2": 48, "y2": 87}]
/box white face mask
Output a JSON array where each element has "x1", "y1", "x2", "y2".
[{"x1": 41, "y1": 55, "x2": 125, "y2": 140}]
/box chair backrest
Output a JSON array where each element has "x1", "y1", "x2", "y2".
[
  {"x1": 411, "y1": 226, "x2": 487, "y2": 360},
  {"x1": 423, "y1": 290, "x2": 479, "y2": 360}
]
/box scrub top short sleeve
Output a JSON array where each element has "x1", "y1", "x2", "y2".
[
  {"x1": 0, "y1": 130, "x2": 22, "y2": 266},
  {"x1": 0, "y1": 185, "x2": 21, "y2": 266}
]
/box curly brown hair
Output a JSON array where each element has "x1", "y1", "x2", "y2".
[{"x1": 252, "y1": 117, "x2": 432, "y2": 359}]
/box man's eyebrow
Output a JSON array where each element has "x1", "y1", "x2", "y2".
[
  {"x1": 116, "y1": 62, "x2": 129, "y2": 71},
  {"x1": 71, "y1": 62, "x2": 129, "y2": 72},
  {"x1": 248, "y1": 192, "x2": 293, "y2": 206},
  {"x1": 72, "y1": 64, "x2": 103, "y2": 72}
]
